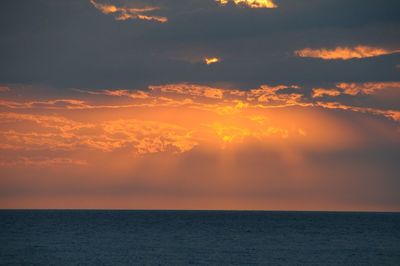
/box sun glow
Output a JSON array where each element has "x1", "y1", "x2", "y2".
[
  {"x1": 1, "y1": 82, "x2": 399, "y2": 210},
  {"x1": 1, "y1": 82, "x2": 398, "y2": 161}
]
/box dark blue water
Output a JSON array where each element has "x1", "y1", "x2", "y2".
[{"x1": 1, "y1": 211, "x2": 399, "y2": 265}]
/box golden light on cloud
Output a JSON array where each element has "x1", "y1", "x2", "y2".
[
  {"x1": 295, "y1": 46, "x2": 400, "y2": 60},
  {"x1": 1, "y1": 82, "x2": 399, "y2": 210},
  {"x1": 1, "y1": 82, "x2": 398, "y2": 158},
  {"x1": 216, "y1": 0, "x2": 278, "y2": 8},
  {"x1": 312, "y1": 82, "x2": 400, "y2": 98},
  {"x1": 312, "y1": 88, "x2": 341, "y2": 98},
  {"x1": 0, "y1": 157, "x2": 88, "y2": 168},
  {"x1": 336, "y1": 82, "x2": 400, "y2": 95},
  {"x1": 90, "y1": 0, "x2": 168, "y2": 23},
  {"x1": 204, "y1": 57, "x2": 221, "y2": 65}
]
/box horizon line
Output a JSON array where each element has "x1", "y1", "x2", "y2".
[{"x1": 0, "y1": 208, "x2": 399, "y2": 214}]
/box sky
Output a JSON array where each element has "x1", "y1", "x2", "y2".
[{"x1": 0, "y1": 0, "x2": 399, "y2": 211}]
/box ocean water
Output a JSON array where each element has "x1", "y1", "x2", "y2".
[{"x1": 1, "y1": 211, "x2": 399, "y2": 265}]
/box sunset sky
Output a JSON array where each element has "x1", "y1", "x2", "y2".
[{"x1": 0, "y1": 0, "x2": 399, "y2": 211}]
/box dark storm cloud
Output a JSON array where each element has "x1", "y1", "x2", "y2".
[{"x1": 0, "y1": 0, "x2": 399, "y2": 90}]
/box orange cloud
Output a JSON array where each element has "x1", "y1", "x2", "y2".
[
  {"x1": 316, "y1": 102, "x2": 400, "y2": 122},
  {"x1": 0, "y1": 99, "x2": 91, "y2": 109},
  {"x1": 0, "y1": 84, "x2": 313, "y2": 164},
  {"x1": 0, "y1": 107, "x2": 303, "y2": 155},
  {"x1": 311, "y1": 82, "x2": 400, "y2": 98},
  {"x1": 3, "y1": 82, "x2": 399, "y2": 124},
  {"x1": 75, "y1": 88, "x2": 150, "y2": 99},
  {"x1": 216, "y1": 0, "x2": 278, "y2": 8},
  {"x1": 295, "y1": 46, "x2": 399, "y2": 60},
  {"x1": 336, "y1": 82, "x2": 400, "y2": 95},
  {"x1": 0, "y1": 86, "x2": 10, "y2": 92},
  {"x1": 312, "y1": 88, "x2": 342, "y2": 98},
  {"x1": 0, "y1": 157, "x2": 87, "y2": 168},
  {"x1": 149, "y1": 83, "x2": 225, "y2": 100},
  {"x1": 0, "y1": 112, "x2": 197, "y2": 154},
  {"x1": 246, "y1": 85, "x2": 306, "y2": 107},
  {"x1": 1, "y1": 83, "x2": 399, "y2": 211},
  {"x1": 208, "y1": 122, "x2": 289, "y2": 146},
  {"x1": 90, "y1": 0, "x2": 167, "y2": 23},
  {"x1": 0, "y1": 112, "x2": 93, "y2": 132},
  {"x1": 101, "y1": 119, "x2": 198, "y2": 154},
  {"x1": 1, "y1": 82, "x2": 398, "y2": 161},
  {"x1": 204, "y1": 57, "x2": 221, "y2": 65}
]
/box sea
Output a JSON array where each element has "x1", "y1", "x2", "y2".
[{"x1": 1, "y1": 210, "x2": 399, "y2": 265}]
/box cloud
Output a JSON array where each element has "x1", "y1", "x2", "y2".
[
  {"x1": 90, "y1": 0, "x2": 167, "y2": 23},
  {"x1": 0, "y1": 86, "x2": 10, "y2": 92},
  {"x1": 216, "y1": 0, "x2": 278, "y2": 9},
  {"x1": 204, "y1": 57, "x2": 221, "y2": 65},
  {"x1": 246, "y1": 85, "x2": 304, "y2": 106},
  {"x1": 316, "y1": 102, "x2": 400, "y2": 122},
  {"x1": 295, "y1": 46, "x2": 400, "y2": 60},
  {"x1": 0, "y1": 112, "x2": 93, "y2": 132},
  {"x1": 74, "y1": 88, "x2": 150, "y2": 99},
  {"x1": 312, "y1": 88, "x2": 342, "y2": 98},
  {"x1": 207, "y1": 122, "x2": 289, "y2": 146},
  {"x1": 0, "y1": 81, "x2": 398, "y2": 169},
  {"x1": 336, "y1": 82, "x2": 400, "y2": 96},
  {"x1": 311, "y1": 82, "x2": 400, "y2": 99},
  {"x1": 149, "y1": 83, "x2": 225, "y2": 100},
  {"x1": 0, "y1": 83, "x2": 313, "y2": 163},
  {"x1": 1, "y1": 0, "x2": 400, "y2": 211},
  {"x1": 1, "y1": 1, "x2": 399, "y2": 89},
  {"x1": 0, "y1": 99, "x2": 91, "y2": 109},
  {"x1": 1, "y1": 83, "x2": 399, "y2": 210},
  {"x1": 0, "y1": 157, "x2": 87, "y2": 168},
  {"x1": 4, "y1": 82, "x2": 398, "y2": 123},
  {"x1": 101, "y1": 119, "x2": 198, "y2": 154},
  {"x1": 0, "y1": 112, "x2": 197, "y2": 154}
]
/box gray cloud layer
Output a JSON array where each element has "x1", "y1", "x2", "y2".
[{"x1": 0, "y1": 0, "x2": 399, "y2": 90}]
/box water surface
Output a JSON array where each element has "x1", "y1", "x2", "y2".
[{"x1": 1, "y1": 210, "x2": 399, "y2": 265}]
